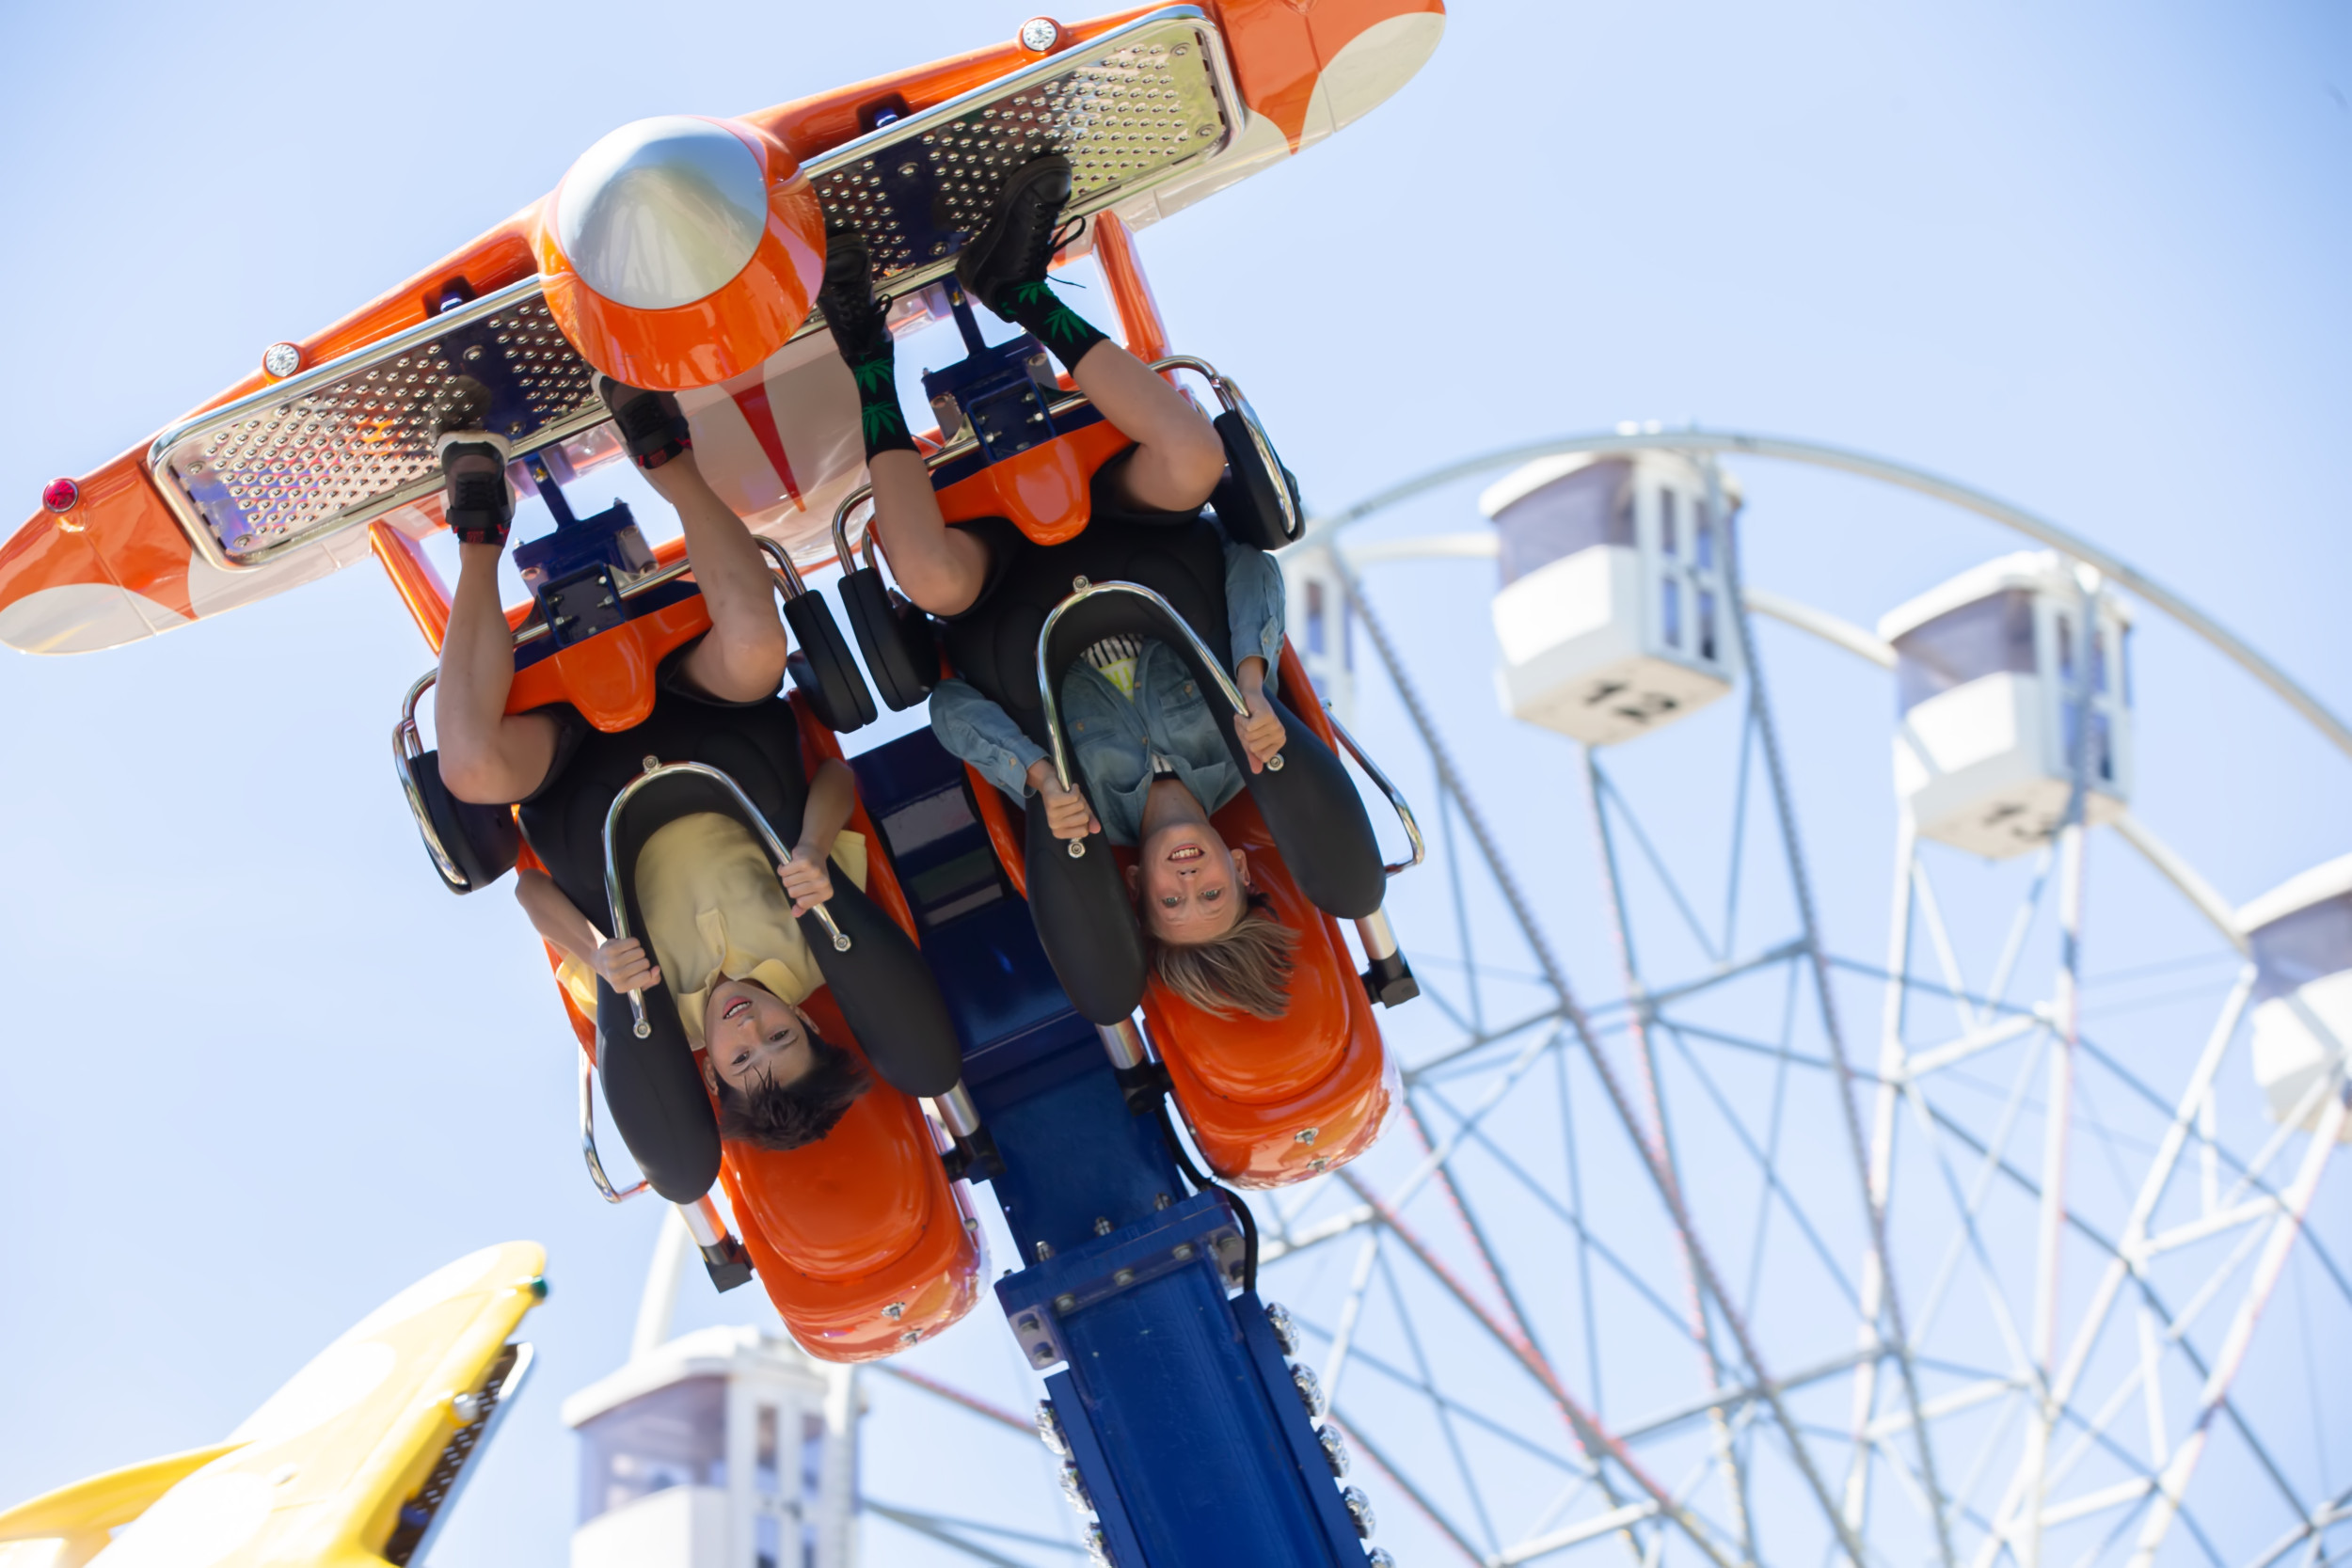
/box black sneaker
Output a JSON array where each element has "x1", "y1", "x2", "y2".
[
  {"x1": 435, "y1": 428, "x2": 514, "y2": 547},
  {"x1": 816, "y1": 230, "x2": 894, "y2": 364},
  {"x1": 957, "y1": 152, "x2": 1075, "y2": 320},
  {"x1": 596, "y1": 375, "x2": 693, "y2": 470}
]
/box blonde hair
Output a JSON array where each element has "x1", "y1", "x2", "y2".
[{"x1": 1149, "y1": 908, "x2": 1300, "y2": 1020}]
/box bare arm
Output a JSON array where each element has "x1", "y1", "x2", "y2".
[
  {"x1": 515, "y1": 867, "x2": 659, "y2": 991},
  {"x1": 778, "y1": 757, "x2": 859, "y2": 915}
]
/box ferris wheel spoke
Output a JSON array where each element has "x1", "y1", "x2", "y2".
[
  {"x1": 1330, "y1": 1169, "x2": 1742, "y2": 1568},
  {"x1": 1713, "y1": 489, "x2": 1961, "y2": 1568},
  {"x1": 1405, "y1": 1083, "x2": 1711, "y2": 1338}
]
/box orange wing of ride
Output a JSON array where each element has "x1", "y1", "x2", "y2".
[{"x1": 2, "y1": 0, "x2": 1445, "y2": 657}]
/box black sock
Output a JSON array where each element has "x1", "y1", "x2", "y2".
[
  {"x1": 991, "y1": 278, "x2": 1109, "y2": 374},
  {"x1": 848, "y1": 347, "x2": 916, "y2": 462}
]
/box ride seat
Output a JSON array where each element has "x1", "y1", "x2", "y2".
[
  {"x1": 964, "y1": 647, "x2": 1398, "y2": 1190},
  {"x1": 523, "y1": 691, "x2": 980, "y2": 1359},
  {"x1": 720, "y1": 984, "x2": 983, "y2": 1360},
  {"x1": 1131, "y1": 790, "x2": 1396, "y2": 1188}
]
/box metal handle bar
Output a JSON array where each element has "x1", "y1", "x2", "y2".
[
  {"x1": 395, "y1": 534, "x2": 818, "y2": 887},
  {"x1": 830, "y1": 355, "x2": 1258, "y2": 568},
  {"x1": 1320, "y1": 705, "x2": 1425, "y2": 878},
  {"x1": 602, "y1": 761, "x2": 852, "y2": 1039},
  {"x1": 393, "y1": 668, "x2": 470, "y2": 890},
  {"x1": 1035, "y1": 578, "x2": 1281, "y2": 860},
  {"x1": 580, "y1": 1052, "x2": 650, "y2": 1203}
]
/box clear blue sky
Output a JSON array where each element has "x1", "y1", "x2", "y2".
[{"x1": 2, "y1": 3, "x2": 2346, "y2": 1564}]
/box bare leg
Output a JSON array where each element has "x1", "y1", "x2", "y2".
[
  {"x1": 436, "y1": 539, "x2": 561, "y2": 804},
  {"x1": 865, "y1": 450, "x2": 993, "y2": 617},
  {"x1": 643, "y1": 450, "x2": 790, "y2": 703},
  {"x1": 1065, "y1": 340, "x2": 1226, "y2": 514}
]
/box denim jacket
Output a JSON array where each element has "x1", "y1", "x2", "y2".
[{"x1": 929, "y1": 540, "x2": 1285, "y2": 847}]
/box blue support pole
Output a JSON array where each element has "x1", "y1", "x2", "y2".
[{"x1": 849, "y1": 730, "x2": 1370, "y2": 1568}]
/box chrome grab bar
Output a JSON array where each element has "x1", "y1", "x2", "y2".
[
  {"x1": 1320, "y1": 705, "x2": 1426, "y2": 878},
  {"x1": 580, "y1": 1051, "x2": 650, "y2": 1203},
  {"x1": 1034, "y1": 578, "x2": 1281, "y2": 860},
  {"x1": 828, "y1": 354, "x2": 1272, "y2": 567},
  {"x1": 393, "y1": 669, "x2": 469, "y2": 891},
  {"x1": 601, "y1": 761, "x2": 852, "y2": 1040}
]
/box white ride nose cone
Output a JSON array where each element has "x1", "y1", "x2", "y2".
[{"x1": 555, "y1": 116, "x2": 769, "y2": 311}]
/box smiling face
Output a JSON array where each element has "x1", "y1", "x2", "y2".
[
  {"x1": 700, "y1": 979, "x2": 818, "y2": 1094},
  {"x1": 1128, "y1": 820, "x2": 1251, "y2": 945}
]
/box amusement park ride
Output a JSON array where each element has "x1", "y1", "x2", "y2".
[
  {"x1": 0, "y1": 5, "x2": 1445, "y2": 1567},
  {"x1": 8, "y1": 4, "x2": 2352, "y2": 1568}
]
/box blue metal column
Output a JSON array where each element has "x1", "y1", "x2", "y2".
[{"x1": 850, "y1": 731, "x2": 1371, "y2": 1568}]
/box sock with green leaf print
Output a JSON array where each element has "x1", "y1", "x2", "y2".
[{"x1": 988, "y1": 277, "x2": 1110, "y2": 375}]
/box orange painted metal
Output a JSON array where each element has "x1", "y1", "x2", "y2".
[
  {"x1": 724, "y1": 691, "x2": 980, "y2": 1361},
  {"x1": 538, "y1": 120, "x2": 828, "y2": 393},
  {"x1": 529, "y1": 682, "x2": 977, "y2": 1361},
  {"x1": 503, "y1": 592, "x2": 713, "y2": 733},
  {"x1": 934, "y1": 420, "x2": 1133, "y2": 546},
  {"x1": 1135, "y1": 637, "x2": 1397, "y2": 1187},
  {"x1": 722, "y1": 983, "x2": 983, "y2": 1362},
  {"x1": 1090, "y1": 211, "x2": 1170, "y2": 362},
  {"x1": 367, "y1": 521, "x2": 452, "y2": 653},
  {"x1": 3, "y1": 2, "x2": 1447, "y2": 647},
  {"x1": 963, "y1": 624, "x2": 1395, "y2": 1189},
  {"x1": 1138, "y1": 786, "x2": 1395, "y2": 1189}
]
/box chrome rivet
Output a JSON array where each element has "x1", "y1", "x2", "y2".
[
  {"x1": 262, "y1": 342, "x2": 302, "y2": 378},
  {"x1": 1264, "y1": 1301, "x2": 1299, "y2": 1355},
  {"x1": 1036, "y1": 1241, "x2": 1056, "y2": 1260},
  {"x1": 1112, "y1": 1268, "x2": 1135, "y2": 1287},
  {"x1": 1172, "y1": 1243, "x2": 1194, "y2": 1260},
  {"x1": 882, "y1": 1302, "x2": 905, "y2": 1320},
  {"x1": 451, "y1": 1392, "x2": 485, "y2": 1423},
  {"x1": 1343, "y1": 1486, "x2": 1376, "y2": 1539},
  {"x1": 1036, "y1": 1400, "x2": 1070, "y2": 1456},
  {"x1": 1055, "y1": 1292, "x2": 1078, "y2": 1312},
  {"x1": 1291, "y1": 1362, "x2": 1326, "y2": 1417},
  {"x1": 1317, "y1": 1423, "x2": 1350, "y2": 1478},
  {"x1": 1094, "y1": 1216, "x2": 1113, "y2": 1236},
  {"x1": 642, "y1": 755, "x2": 661, "y2": 772},
  {"x1": 1154, "y1": 1193, "x2": 1172, "y2": 1210},
  {"x1": 1295, "y1": 1127, "x2": 1319, "y2": 1146},
  {"x1": 1073, "y1": 575, "x2": 1091, "y2": 591}
]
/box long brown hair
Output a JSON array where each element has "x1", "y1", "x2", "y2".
[{"x1": 1149, "y1": 901, "x2": 1299, "y2": 1020}]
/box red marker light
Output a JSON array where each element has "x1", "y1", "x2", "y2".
[{"x1": 41, "y1": 477, "x2": 78, "y2": 514}]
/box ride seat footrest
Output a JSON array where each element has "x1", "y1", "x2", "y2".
[
  {"x1": 1362, "y1": 950, "x2": 1420, "y2": 1009},
  {"x1": 700, "y1": 1235, "x2": 755, "y2": 1293}
]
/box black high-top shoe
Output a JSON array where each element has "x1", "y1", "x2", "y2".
[
  {"x1": 596, "y1": 375, "x2": 693, "y2": 470},
  {"x1": 956, "y1": 152, "x2": 1075, "y2": 320},
  {"x1": 816, "y1": 230, "x2": 894, "y2": 363}
]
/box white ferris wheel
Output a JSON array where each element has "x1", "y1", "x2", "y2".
[{"x1": 582, "y1": 426, "x2": 2352, "y2": 1568}]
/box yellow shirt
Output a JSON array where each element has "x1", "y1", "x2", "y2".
[{"x1": 555, "y1": 813, "x2": 867, "y2": 1045}]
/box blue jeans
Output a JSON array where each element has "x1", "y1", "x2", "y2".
[{"x1": 928, "y1": 538, "x2": 1286, "y2": 844}]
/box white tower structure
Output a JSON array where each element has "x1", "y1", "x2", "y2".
[
  {"x1": 1879, "y1": 549, "x2": 2135, "y2": 857},
  {"x1": 1478, "y1": 450, "x2": 1741, "y2": 744},
  {"x1": 1280, "y1": 536, "x2": 1359, "y2": 727},
  {"x1": 2241, "y1": 852, "x2": 2352, "y2": 1139},
  {"x1": 563, "y1": 1325, "x2": 859, "y2": 1568}
]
